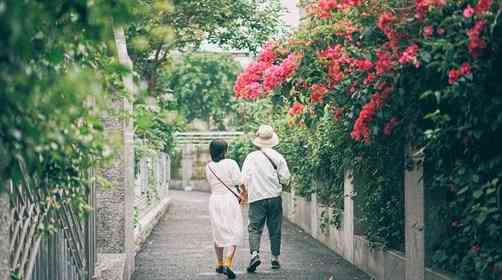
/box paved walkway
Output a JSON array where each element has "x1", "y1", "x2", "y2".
[{"x1": 132, "y1": 191, "x2": 370, "y2": 280}]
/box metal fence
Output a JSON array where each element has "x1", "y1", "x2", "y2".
[
  {"x1": 9, "y1": 162, "x2": 95, "y2": 280},
  {"x1": 175, "y1": 131, "x2": 244, "y2": 145}
]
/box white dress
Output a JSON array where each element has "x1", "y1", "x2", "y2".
[{"x1": 206, "y1": 159, "x2": 244, "y2": 247}]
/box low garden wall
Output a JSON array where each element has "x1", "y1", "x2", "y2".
[{"x1": 282, "y1": 167, "x2": 455, "y2": 280}]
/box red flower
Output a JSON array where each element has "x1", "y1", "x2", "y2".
[
  {"x1": 448, "y1": 68, "x2": 461, "y2": 84},
  {"x1": 364, "y1": 73, "x2": 375, "y2": 85},
  {"x1": 384, "y1": 117, "x2": 400, "y2": 136},
  {"x1": 467, "y1": 20, "x2": 487, "y2": 58},
  {"x1": 310, "y1": 84, "x2": 329, "y2": 103},
  {"x1": 423, "y1": 25, "x2": 434, "y2": 38},
  {"x1": 351, "y1": 90, "x2": 392, "y2": 143},
  {"x1": 257, "y1": 42, "x2": 277, "y2": 64},
  {"x1": 460, "y1": 63, "x2": 472, "y2": 75},
  {"x1": 352, "y1": 58, "x2": 373, "y2": 71},
  {"x1": 319, "y1": 44, "x2": 347, "y2": 60},
  {"x1": 289, "y1": 102, "x2": 305, "y2": 116},
  {"x1": 263, "y1": 53, "x2": 301, "y2": 92},
  {"x1": 242, "y1": 82, "x2": 263, "y2": 100},
  {"x1": 437, "y1": 28, "x2": 446, "y2": 35},
  {"x1": 475, "y1": 0, "x2": 492, "y2": 14},
  {"x1": 234, "y1": 62, "x2": 270, "y2": 98},
  {"x1": 377, "y1": 11, "x2": 396, "y2": 33},
  {"x1": 328, "y1": 63, "x2": 345, "y2": 85},
  {"x1": 399, "y1": 44, "x2": 420, "y2": 68},
  {"x1": 375, "y1": 49, "x2": 395, "y2": 75},
  {"x1": 416, "y1": 0, "x2": 447, "y2": 20},
  {"x1": 464, "y1": 5, "x2": 475, "y2": 18}
]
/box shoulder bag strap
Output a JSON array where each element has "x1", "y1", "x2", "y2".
[
  {"x1": 207, "y1": 163, "x2": 241, "y2": 201},
  {"x1": 260, "y1": 151, "x2": 282, "y2": 185}
]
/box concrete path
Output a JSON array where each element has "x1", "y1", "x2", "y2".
[{"x1": 132, "y1": 190, "x2": 370, "y2": 280}]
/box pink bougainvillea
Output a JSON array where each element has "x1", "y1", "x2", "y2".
[
  {"x1": 416, "y1": 0, "x2": 446, "y2": 20},
  {"x1": 448, "y1": 63, "x2": 472, "y2": 84},
  {"x1": 464, "y1": 5, "x2": 475, "y2": 17},
  {"x1": 310, "y1": 84, "x2": 329, "y2": 103},
  {"x1": 375, "y1": 49, "x2": 395, "y2": 75},
  {"x1": 474, "y1": 0, "x2": 492, "y2": 14},
  {"x1": 263, "y1": 53, "x2": 301, "y2": 92},
  {"x1": 423, "y1": 25, "x2": 434, "y2": 38},
  {"x1": 289, "y1": 102, "x2": 305, "y2": 116},
  {"x1": 351, "y1": 87, "x2": 392, "y2": 143},
  {"x1": 399, "y1": 44, "x2": 420, "y2": 68},
  {"x1": 257, "y1": 42, "x2": 277, "y2": 64},
  {"x1": 234, "y1": 62, "x2": 270, "y2": 98},
  {"x1": 467, "y1": 20, "x2": 487, "y2": 58}
]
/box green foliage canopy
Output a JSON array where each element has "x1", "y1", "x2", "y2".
[
  {"x1": 162, "y1": 52, "x2": 242, "y2": 128},
  {"x1": 127, "y1": 0, "x2": 284, "y2": 94}
]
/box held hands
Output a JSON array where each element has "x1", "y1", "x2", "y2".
[{"x1": 239, "y1": 185, "x2": 248, "y2": 207}]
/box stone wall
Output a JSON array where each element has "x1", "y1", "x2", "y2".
[{"x1": 95, "y1": 26, "x2": 136, "y2": 280}]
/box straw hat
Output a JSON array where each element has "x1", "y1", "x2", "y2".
[{"x1": 253, "y1": 125, "x2": 279, "y2": 148}]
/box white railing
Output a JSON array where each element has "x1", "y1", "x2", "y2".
[{"x1": 175, "y1": 131, "x2": 244, "y2": 145}]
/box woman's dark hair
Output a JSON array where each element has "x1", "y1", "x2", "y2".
[{"x1": 209, "y1": 139, "x2": 228, "y2": 162}]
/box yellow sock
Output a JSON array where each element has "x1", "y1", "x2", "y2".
[
  {"x1": 225, "y1": 256, "x2": 233, "y2": 267},
  {"x1": 217, "y1": 259, "x2": 224, "y2": 267}
]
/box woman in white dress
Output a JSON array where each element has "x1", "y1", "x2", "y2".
[{"x1": 206, "y1": 139, "x2": 245, "y2": 279}]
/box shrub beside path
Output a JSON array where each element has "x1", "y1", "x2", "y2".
[{"x1": 132, "y1": 190, "x2": 370, "y2": 280}]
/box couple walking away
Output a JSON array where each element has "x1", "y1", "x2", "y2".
[{"x1": 205, "y1": 125, "x2": 291, "y2": 279}]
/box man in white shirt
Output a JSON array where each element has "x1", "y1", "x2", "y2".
[{"x1": 242, "y1": 125, "x2": 291, "y2": 272}]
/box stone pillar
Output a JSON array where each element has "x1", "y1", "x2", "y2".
[
  {"x1": 343, "y1": 169, "x2": 355, "y2": 263},
  {"x1": 166, "y1": 154, "x2": 171, "y2": 195},
  {"x1": 311, "y1": 192, "x2": 319, "y2": 239},
  {"x1": 182, "y1": 144, "x2": 194, "y2": 191},
  {"x1": 0, "y1": 191, "x2": 10, "y2": 280},
  {"x1": 405, "y1": 147, "x2": 425, "y2": 280},
  {"x1": 95, "y1": 26, "x2": 135, "y2": 280}
]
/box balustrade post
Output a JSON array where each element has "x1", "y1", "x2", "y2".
[
  {"x1": 0, "y1": 190, "x2": 10, "y2": 280},
  {"x1": 182, "y1": 144, "x2": 194, "y2": 192},
  {"x1": 343, "y1": 168, "x2": 355, "y2": 263},
  {"x1": 405, "y1": 146, "x2": 425, "y2": 280}
]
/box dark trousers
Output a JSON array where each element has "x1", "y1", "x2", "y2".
[{"x1": 248, "y1": 196, "x2": 282, "y2": 256}]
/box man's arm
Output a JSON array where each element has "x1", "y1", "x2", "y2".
[{"x1": 278, "y1": 156, "x2": 291, "y2": 186}]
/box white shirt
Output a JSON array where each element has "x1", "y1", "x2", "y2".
[
  {"x1": 242, "y1": 148, "x2": 291, "y2": 203},
  {"x1": 206, "y1": 159, "x2": 242, "y2": 196}
]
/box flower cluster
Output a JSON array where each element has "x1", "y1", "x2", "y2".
[
  {"x1": 234, "y1": 42, "x2": 301, "y2": 99},
  {"x1": 257, "y1": 42, "x2": 277, "y2": 64},
  {"x1": 448, "y1": 63, "x2": 472, "y2": 84},
  {"x1": 399, "y1": 44, "x2": 420, "y2": 68},
  {"x1": 467, "y1": 20, "x2": 487, "y2": 58},
  {"x1": 474, "y1": 0, "x2": 492, "y2": 14},
  {"x1": 351, "y1": 85, "x2": 393, "y2": 143},
  {"x1": 263, "y1": 53, "x2": 301, "y2": 91},
  {"x1": 310, "y1": 84, "x2": 329, "y2": 103},
  {"x1": 314, "y1": 0, "x2": 362, "y2": 18},
  {"x1": 416, "y1": 0, "x2": 447, "y2": 20},
  {"x1": 375, "y1": 49, "x2": 395, "y2": 75},
  {"x1": 234, "y1": 62, "x2": 269, "y2": 99},
  {"x1": 289, "y1": 102, "x2": 305, "y2": 116}
]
